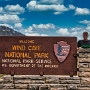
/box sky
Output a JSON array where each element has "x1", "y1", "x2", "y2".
[{"x1": 0, "y1": 0, "x2": 90, "y2": 39}]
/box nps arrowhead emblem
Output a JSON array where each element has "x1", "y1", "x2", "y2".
[{"x1": 54, "y1": 41, "x2": 70, "y2": 62}]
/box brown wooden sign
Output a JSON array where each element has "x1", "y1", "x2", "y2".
[{"x1": 0, "y1": 36, "x2": 77, "y2": 75}]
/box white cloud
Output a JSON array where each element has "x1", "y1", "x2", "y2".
[
  {"x1": 54, "y1": 12, "x2": 61, "y2": 15},
  {"x1": 79, "y1": 20, "x2": 90, "y2": 25},
  {"x1": 4, "y1": 4, "x2": 25, "y2": 14},
  {"x1": 75, "y1": 7, "x2": 90, "y2": 15},
  {"x1": 27, "y1": 0, "x2": 68, "y2": 14},
  {"x1": 71, "y1": 31, "x2": 78, "y2": 35},
  {"x1": 0, "y1": 14, "x2": 24, "y2": 23},
  {"x1": 14, "y1": 23, "x2": 22, "y2": 28},
  {"x1": 39, "y1": 0, "x2": 64, "y2": 4},
  {"x1": 0, "y1": 7, "x2": 3, "y2": 13},
  {"x1": 69, "y1": 5, "x2": 75, "y2": 10},
  {"x1": 56, "y1": 28, "x2": 69, "y2": 35},
  {"x1": 86, "y1": 25, "x2": 90, "y2": 31},
  {"x1": 25, "y1": 33, "x2": 39, "y2": 36},
  {"x1": 24, "y1": 23, "x2": 53, "y2": 36},
  {"x1": 24, "y1": 26, "x2": 33, "y2": 33},
  {"x1": 24, "y1": 23, "x2": 55, "y2": 34},
  {"x1": 69, "y1": 26, "x2": 90, "y2": 40},
  {"x1": 0, "y1": 23, "x2": 13, "y2": 28},
  {"x1": 72, "y1": 30, "x2": 88, "y2": 40},
  {"x1": 41, "y1": 34, "x2": 48, "y2": 36},
  {"x1": 32, "y1": 23, "x2": 55, "y2": 29},
  {"x1": 25, "y1": 33, "x2": 48, "y2": 36},
  {"x1": 71, "y1": 27, "x2": 83, "y2": 31},
  {"x1": 71, "y1": 25, "x2": 90, "y2": 39}
]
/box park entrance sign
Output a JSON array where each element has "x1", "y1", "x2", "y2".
[{"x1": 0, "y1": 36, "x2": 77, "y2": 75}]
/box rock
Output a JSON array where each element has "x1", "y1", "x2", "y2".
[
  {"x1": 3, "y1": 75, "x2": 13, "y2": 83},
  {"x1": 78, "y1": 58, "x2": 90, "y2": 63},
  {"x1": 39, "y1": 85, "x2": 50, "y2": 90},
  {"x1": 67, "y1": 84, "x2": 77, "y2": 90},
  {"x1": 15, "y1": 84, "x2": 28, "y2": 89},
  {"x1": 81, "y1": 78, "x2": 90, "y2": 85},
  {"x1": 14, "y1": 75, "x2": 45, "y2": 80},
  {"x1": 79, "y1": 53, "x2": 90, "y2": 58},
  {"x1": 2, "y1": 84, "x2": 14, "y2": 89},
  {"x1": 31, "y1": 80, "x2": 45, "y2": 84},
  {"x1": 78, "y1": 63, "x2": 89, "y2": 68},
  {"x1": 79, "y1": 68, "x2": 90, "y2": 72},
  {"x1": 14, "y1": 79, "x2": 31, "y2": 84},
  {"x1": 51, "y1": 88, "x2": 67, "y2": 90},
  {"x1": 45, "y1": 77, "x2": 59, "y2": 84},
  {"x1": 0, "y1": 79, "x2": 3, "y2": 84},
  {"x1": 29, "y1": 85, "x2": 39, "y2": 90},
  {"x1": 78, "y1": 48, "x2": 90, "y2": 53},
  {"x1": 78, "y1": 72, "x2": 90, "y2": 77}
]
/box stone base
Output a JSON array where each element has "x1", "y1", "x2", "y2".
[{"x1": 0, "y1": 75, "x2": 90, "y2": 90}]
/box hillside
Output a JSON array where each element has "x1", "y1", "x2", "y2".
[{"x1": 0, "y1": 26, "x2": 24, "y2": 36}]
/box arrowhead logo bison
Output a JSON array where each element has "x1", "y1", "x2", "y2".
[{"x1": 54, "y1": 41, "x2": 70, "y2": 63}]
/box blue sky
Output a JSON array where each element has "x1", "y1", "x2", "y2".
[{"x1": 0, "y1": 0, "x2": 90, "y2": 39}]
